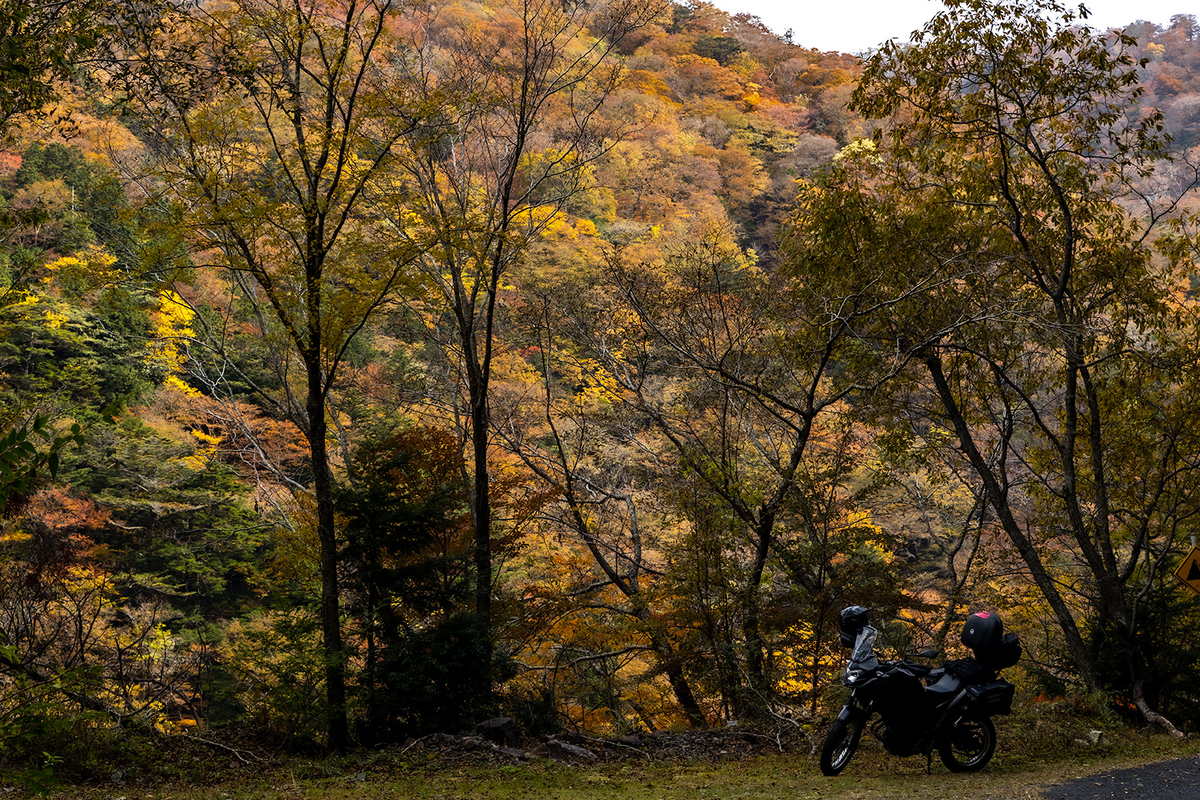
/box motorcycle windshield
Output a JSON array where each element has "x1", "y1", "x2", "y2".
[{"x1": 851, "y1": 625, "x2": 878, "y2": 664}]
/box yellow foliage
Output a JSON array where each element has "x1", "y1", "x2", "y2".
[
  {"x1": 493, "y1": 349, "x2": 542, "y2": 387},
  {"x1": 742, "y1": 83, "x2": 763, "y2": 111},
  {"x1": 513, "y1": 204, "x2": 563, "y2": 233},
  {"x1": 180, "y1": 430, "x2": 220, "y2": 472},
  {"x1": 833, "y1": 138, "x2": 881, "y2": 164},
  {"x1": 5, "y1": 289, "x2": 40, "y2": 311},
  {"x1": 775, "y1": 622, "x2": 842, "y2": 695},
  {"x1": 192, "y1": 429, "x2": 222, "y2": 447},
  {"x1": 537, "y1": 213, "x2": 601, "y2": 243},
  {"x1": 559, "y1": 355, "x2": 621, "y2": 408},
  {"x1": 43, "y1": 308, "x2": 69, "y2": 329},
  {"x1": 43, "y1": 245, "x2": 121, "y2": 296},
  {"x1": 164, "y1": 374, "x2": 201, "y2": 397},
  {"x1": 149, "y1": 289, "x2": 197, "y2": 381}
]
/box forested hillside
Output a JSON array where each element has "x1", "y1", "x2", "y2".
[{"x1": 1, "y1": 0, "x2": 1199, "y2": 780}]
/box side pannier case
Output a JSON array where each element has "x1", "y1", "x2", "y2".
[{"x1": 966, "y1": 679, "x2": 1016, "y2": 715}]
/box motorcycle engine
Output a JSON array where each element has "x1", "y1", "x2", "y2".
[{"x1": 871, "y1": 720, "x2": 924, "y2": 757}]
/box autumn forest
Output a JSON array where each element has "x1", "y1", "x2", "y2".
[{"x1": 1, "y1": 0, "x2": 1200, "y2": 779}]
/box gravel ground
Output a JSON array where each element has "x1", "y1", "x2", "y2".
[{"x1": 1042, "y1": 756, "x2": 1200, "y2": 800}]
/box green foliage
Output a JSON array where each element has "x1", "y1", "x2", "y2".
[
  {"x1": 1090, "y1": 576, "x2": 1200, "y2": 733},
  {"x1": 0, "y1": 0, "x2": 1194, "y2": 761},
  {"x1": 786, "y1": 0, "x2": 1200, "y2": 731},
  {"x1": 225, "y1": 611, "x2": 328, "y2": 751},
  {"x1": 0, "y1": 414, "x2": 83, "y2": 516},
  {"x1": 354, "y1": 612, "x2": 508, "y2": 742},
  {"x1": 0, "y1": 291, "x2": 155, "y2": 412},
  {"x1": 498, "y1": 686, "x2": 562, "y2": 738},
  {"x1": 1, "y1": 143, "x2": 132, "y2": 259},
  {"x1": 61, "y1": 415, "x2": 263, "y2": 618},
  {"x1": 338, "y1": 427, "x2": 502, "y2": 739},
  {"x1": 12, "y1": 143, "x2": 96, "y2": 192},
  {"x1": 0, "y1": 1, "x2": 104, "y2": 128},
  {"x1": 694, "y1": 35, "x2": 744, "y2": 66},
  {"x1": 339, "y1": 427, "x2": 472, "y2": 618},
  {"x1": 0, "y1": 667, "x2": 104, "y2": 794}
]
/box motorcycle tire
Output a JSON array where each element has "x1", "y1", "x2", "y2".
[
  {"x1": 819, "y1": 715, "x2": 864, "y2": 776},
  {"x1": 938, "y1": 714, "x2": 996, "y2": 772}
]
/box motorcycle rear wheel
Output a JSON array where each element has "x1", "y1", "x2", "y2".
[
  {"x1": 938, "y1": 714, "x2": 995, "y2": 772},
  {"x1": 819, "y1": 715, "x2": 864, "y2": 776}
]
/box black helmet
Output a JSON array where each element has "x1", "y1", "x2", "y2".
[
  {"x1": 838, "y1": 606, "x2": 870, "y2": 647},
  {"x1": 839, "y1": 605, "x2": 869, "y2": 632}
]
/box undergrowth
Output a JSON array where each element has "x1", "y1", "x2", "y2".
[{"x1": 13, "y1": 690, "x2": 1200, "y2": 799}]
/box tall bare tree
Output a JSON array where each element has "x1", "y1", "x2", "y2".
[
  {"x1": 382, "y1": 0, "x2": 666, "y2": 648},
  {"x1": 112, "y1": 0, "x2": 428, "y2": 749}
]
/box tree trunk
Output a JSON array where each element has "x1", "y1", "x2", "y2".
[
  {"x1": 663, "y1": 655, "x2": 708, "y2": 728},
  {"x1": 471, "y1": 394, "x2": 491, "y2": 627},
  {"x1": 463, "y1": 321, "x2": 494, "y2": 709},
  {"x1": 738, "y1": 525, "x2": 773, "y2": 721},
  {"x1": 924, "y1": 353, "x2": 1098, "y2": 691},
  {"x1": 638, "y1": 608, "x2": 707, "y2": 727},
  {"x1": 309, "y1": 361, "x2": 348, "y2": 751},
  {"x1": 1132, "y1": 675, "x2": 1184, "y2": 738}
]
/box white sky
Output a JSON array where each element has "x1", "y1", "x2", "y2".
[{"x1": 708, "y1": 0, "x2": 1196, "y2": 54}]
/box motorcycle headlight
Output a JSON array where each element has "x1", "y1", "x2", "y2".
[{"x1": 844, "y1": 669, "x2": 861, "y2": 684}]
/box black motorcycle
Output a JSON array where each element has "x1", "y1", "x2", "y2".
[{"x1": 819, "y1": 606, "x2": 1021, "y2": 776}]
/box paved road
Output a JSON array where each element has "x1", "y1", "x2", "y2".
[{"x1": 1041, "y1": 756, "x2": 1200, "y2": 800}]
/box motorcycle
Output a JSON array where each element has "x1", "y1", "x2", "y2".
[{"x1": 819, "y1": 606, "x2": 1021, "y2": 776}]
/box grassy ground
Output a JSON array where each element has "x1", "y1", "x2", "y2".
[{"x1": 46, "y1": 722, "x2": 1200, "y2": 800}]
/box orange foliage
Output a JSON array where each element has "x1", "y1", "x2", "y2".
[
  {"x1": 23, "y1": 487, "x2": 112, "y2": 533},
  {"x1": 622, "y1": 69, "x2": 676, "y2": 99},
  {"x1": 0, "y1": 150, "x2": 20, "y2": 176},
  {"x1": 141, "y1": 382, "x2": 308, "y2": 481},
  {"x1": 668, "y1": 54, "x2": 744, "y2": 100}
]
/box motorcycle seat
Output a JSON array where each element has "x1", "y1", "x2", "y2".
[{"x1": 924, "y1": 671, "x2": 962, "y2": 700}]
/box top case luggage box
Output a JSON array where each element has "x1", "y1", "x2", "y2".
[
  {"x1": 961, "y1": 611, "x2": 1003, "y2": 653},
  {"x1": 984, "y1": 632, "x2": 1022, "y2": 669}
]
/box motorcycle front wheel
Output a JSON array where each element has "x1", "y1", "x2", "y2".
[
  {"x1": 819, "y1": 715, "x2": 864, "y2": 776},
  {"x1": 938, "y1": 714, "x2": 995, "y2": 772}
]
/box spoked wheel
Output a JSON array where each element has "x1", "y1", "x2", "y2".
[
  {"x1": 938, "y1": 714, "x2": 996, "y2": 772},
  {"x1": 820, "y1": 715, "x2": 864, "y2": 776}
]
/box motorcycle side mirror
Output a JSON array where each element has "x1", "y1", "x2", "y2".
[{"x1": 917, "y1": 648, "x2": 938, "y2": 659}]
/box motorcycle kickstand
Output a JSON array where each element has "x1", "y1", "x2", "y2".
[{"x1": 925, "y1": 750, "x2": 932, "y2": 775}]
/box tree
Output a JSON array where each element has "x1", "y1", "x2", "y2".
[
  {"x1": 384, "y1": 0, "x2": 667, "y2": 664},
  {"x1": 0, "y1": 0, "x2": 131, "y2": 519},
  {"x1": 794, "y1": 0, "x2": 1200, "y2": 732},
  {"x1": 112, "y1": 0, "x2": 429, "y2": 749},
  {"x1": 504, "y1": 223, "x2": 913, "y2": 721},
  {"x1": 0, "y1": 416, "x2": 82, "y2": 516},
  {"x1": 497, "y1": 283, "x2": 709, "y2": 727},
  {"x1": 337, "y1": 426, "x2": 478, "y2": 739},
  {"x1": 0, "y1": 488, "x2": 196, "y2": 740},
  {"x1": 1170, "y1": 14, "x2": 1197, "y2": 42},
  {"x1": 0, "y1": 0, "x2": 105, "y2": 130}
]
